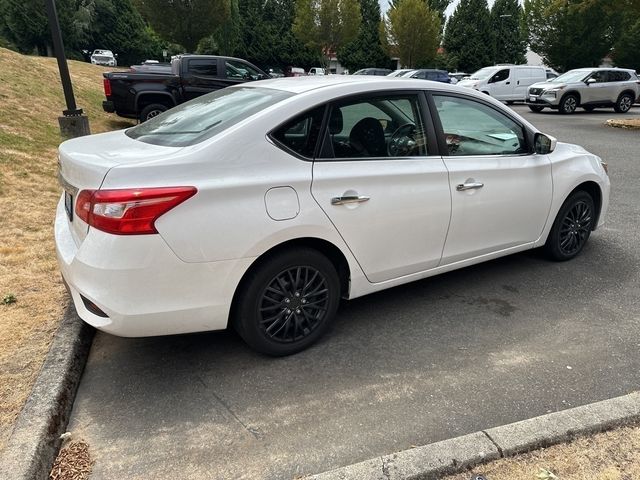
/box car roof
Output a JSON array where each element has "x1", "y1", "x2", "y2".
[{"x1": 235, "y1": 75, "x2": 463, "y2": 94}]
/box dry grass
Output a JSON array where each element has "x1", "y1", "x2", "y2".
[
  {"x1": 446, "y1": 424, "x2": 640, "y2": 480},
  {"x1": 606, "y1": 118, "x2": 640, "y2": 129},
  {"x1": 50, "y1": 440, "x2": 93, "y2": 480},
  {"x1": 0, "y1": 47, "x2": 134, "y2": 451}
]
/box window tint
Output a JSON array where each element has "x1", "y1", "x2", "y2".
[
  {"x1": 608, "y1": 71, "x2": 631, "y2": 82},
  {"x1": 589, "y1": 71, "x2": 608, "y2": 83},
  {"x1": 188, "y1": 59, "x2": 218, "y2": 76},
  {"x1": 271, "y1": 107, "x2": 325, "y2": 158},
  {"x1": 327, "y1": 95, "x2": 427, "y2": 159},
  {"x1": 434, "y1": 95, "x2": 526, "y2": 156},
  {"x1": 491, "y1": 69, "x2": 510, "y2": 83},
  {"x1": 226, "y1": 60, "x2": 262, "y2": 80}
]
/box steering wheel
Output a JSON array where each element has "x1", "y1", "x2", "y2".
[{"x1": 388, "y1": 123, "x2": 418, "y2": 157}]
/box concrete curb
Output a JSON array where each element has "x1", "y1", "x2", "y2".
[
  {"x1": 606, "y1": 119, "x2": 640, "y2": 130},
  {"x1": 0, "y1": 305, "x2": 94, "y2": 480},
  {"x1": 309, "y1": 391, "x2": 640, "y2": 480}
]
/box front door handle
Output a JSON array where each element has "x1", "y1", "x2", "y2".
[
  {"x1": 456, "y1": 182, "x2": 484, "y2": 191},
  {"x1": 331, "y1": 195, "x2": 370, "y2": 205}
]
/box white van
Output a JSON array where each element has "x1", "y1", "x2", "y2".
[
  {"x1": 308, "y1": 67, "x2": 326, "y2": 76},
  {"x1": 457, "y1": 65, "x2": 547, "y2": 103}
]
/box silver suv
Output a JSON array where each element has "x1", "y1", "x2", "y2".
[{"x1": 526, "y1": 68, "x2": 640, "y2": 114}]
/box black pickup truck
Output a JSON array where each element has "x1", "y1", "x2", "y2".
[{"x1": 102, "y1": 55, "x2": 269, "y2": 122}]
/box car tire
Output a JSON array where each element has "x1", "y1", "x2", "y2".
[
  {"x1": 613, "y1": 93, "x2": 634, "y2": 113},
  {"x1": 506, "y1": 101, "x2": 515, "y2": 105},
  {"x1": 559, "y1": 94, "x2": 579, "y2": 114},
  {"x1": 544, "y1": 190, "x2": 595, "y2": 261},
  {"x1": 234, "y1": 248, "x2": 341, "y2": 356},
  {"x1": 139, "y1": 103, "x2": 168, "y2": 122},
  {"x1": 528, "y1": 105, "x2": 545, "y2": 113}
]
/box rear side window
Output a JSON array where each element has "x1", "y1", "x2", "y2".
[
  {"x1": 126, "y1": 87, "x2": 293, "y2": 147},
  {"x1": 608, "y1": 71, "x2": 631, "y2": 82},
  {"x1": 271, "y1": 107, "x2": 325, "y2": 159},
  {"x1": 188, "y1": 59, "x2": 218, "y2": 76}
]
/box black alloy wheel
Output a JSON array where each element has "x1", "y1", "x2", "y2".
[
  {"x1": 234, "y1": 248, "x2": 340, "y2": 356},
  {"x1": 560, "y1": 94, "x2": 578, "y2": 114},
  {"x1": 139, "y1": 103, "x2": 168, "y2": 122},
  {"x1": 545, "y1": 191, "x2": 595, "y2": 261}
]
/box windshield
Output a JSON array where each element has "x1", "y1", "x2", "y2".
[
  {"x1": 469, "y1": 67, "x2": 497, "y2": 80},
  {"x1": 549, "y1": 70, "x2": 591, "y2": 83},
  {"x1": 126, "y1": 87, "x2": 293, "y2": 147}
]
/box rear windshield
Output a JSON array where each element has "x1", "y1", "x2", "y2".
[{"x1": 126, "y1": 87, "x2": 294, "y2": 147}]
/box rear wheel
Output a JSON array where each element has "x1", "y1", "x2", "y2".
[
  {"x1": 559, "y1": 94, "x2": 578, "y2": 114},
  {"x1": 234, "y1": 248, "x2": 341, "y2": 356},
  {"x1": 544, "y1": 191, "x2": 595, "y2": 261},
  {"x1": 614, "y1": 93, "x2": 634, "y2": 113},
  {"x1": 139, "y1": 103, "x2": 168, "y2": 122},
  {"x1": 528, "y1": 105, "x2": 545, "y2": 113}
]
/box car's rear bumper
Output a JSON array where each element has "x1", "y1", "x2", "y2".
[{"x1": 54, "y1": 195, "x2": 254, "y2": 337}]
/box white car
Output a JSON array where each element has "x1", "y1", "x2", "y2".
[
  {"x1": 90, "y1": 49, "x2": 117, "y2": 67},
  {"x1": 55, "y1": 76, "x2": 610, "y2": 356}
]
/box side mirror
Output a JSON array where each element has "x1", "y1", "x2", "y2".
[
  {"x1": 586, "y1": 78, "x2": 596, "y2": 84},
  {"x1": 534, "y1": 133, "x2": 557, "y2": 154}
]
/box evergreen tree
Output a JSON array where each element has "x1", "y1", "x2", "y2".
[
  {"x1": 491, "y1": 0, "x2": 526, "y2": 64},
  {"x1": 387, "y1": 0, "x2": 440, "y2": 68},
  {"x1": 443, "y1": 0, "x2": 494, "y2": 72},
  {"x1": 338, "y1": 0, "x2": 391, "y2": 71},
  {"x1": 524, "y1": 0, "x2": 613, "y2": 71}
]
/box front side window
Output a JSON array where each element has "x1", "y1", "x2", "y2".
[
  {"x1": 589, "y1": 71, "x2": 608, "y2": 83},
  {"x1": 326, "y1": 95, "x2": 428, "y2": 159},
  {"x1": 271, "y1": 107, "x2": 325, "y2": 158},
  {"x1": 490, "y1": 69, "x2": 510, "y2": 83},
  {"x1": 226, "y1": 60, "x2": 262, "y2": 80},
  {"x1": 434, "y1": 95, "x2": 527, "y2": 156},
  {"x1": 126, "y1": 87, "x2": 293, "y2": 147}
]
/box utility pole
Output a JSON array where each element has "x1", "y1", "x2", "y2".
[{"x1": 44, "y1": 0, "x2": 91, "y2": 138}]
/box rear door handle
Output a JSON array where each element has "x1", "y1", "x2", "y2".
[
  {"x1": 331, "y1": 195, "x2": 370, "y2": 205},
  {"x1": 456, "y1": 182, "x2": 484, "y2": 191}
]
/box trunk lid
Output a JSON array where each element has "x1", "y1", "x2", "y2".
[{"x1": 58, "y1": 129, "x2": 183, "y2": 244}]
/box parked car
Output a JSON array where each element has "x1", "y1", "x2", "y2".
[
  {"x1": 353, "y1": 68, "x2": 393, "y2": 76},
  {"x1": 449, "y1": 72, "x2": 470, "y2": 83},
  {"x1": 308, "y1": 67, "x2": 326, "y2": 75},
  {"x1": 91, "y1": 49, "x2": 117, "y2": 67},
  {"x1": 56, "y1": 76, "x2": 610, "y2": 356},
  {"x1": 387, "y1": 69, "x2": 415, "y2": 77},
  {"x1": 408, "y1": 69, "x2": 451, "y2": 83},
  {"x1": 458, "y1": 65, "x2": 547, "y2": 103},
  {"x1": 285, "y1": 66, "x2": 306, "y2": 77},
  {"x1": 102, "y1": 54, "x2": 269, "y2": 122},
  {"x1": 266, "y1": 67, "x2": 285, "y2": 78},
  {"x1": 527, "y1": 67, "x2": 640, "y2": 114}
]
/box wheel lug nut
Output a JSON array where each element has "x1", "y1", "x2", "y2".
[
  {"x1": 286, "y1": 309, "x2": 291, "y2": 314},
  {"x1": 295, "y1": 309, "x2": 301, "y2": 314},
  {"x1": 284, "y1": 298, "x2": 290, "y2": 303},
  {"x1": 301, "y1": 299, "x2": 307, "y2": 304},
  {"x1": 294, "y1": 292, "x2": 300, "y2": 297}
]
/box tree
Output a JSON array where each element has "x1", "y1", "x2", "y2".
[
  {"x1": 386, "y1": 0, "x2": 440, "y2": 68},
  {"x1": 338, "y1": 0, "x2": 391, "y2": 71},
  {"x1": 611, "y1": 0, "x2": 640, "y2": 70},
  {"x1": 491, "y1": 0, "x2": 526, "y2": 64},
  {"x1": 443, "y1": 0, "x2": 494, "y2": 72},
  {"x1": 134, "y1": 0, "x2": 229, "y2": 52},
  {"x1": 293, "y1": 0, "x2": 361, "y2": 65},
  {"x1": 523, "y1": 0, "x2": 614, "y2": 71}
]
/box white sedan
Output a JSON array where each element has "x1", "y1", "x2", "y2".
[{"x1": 55, "y1": 76, "x2": 610, "y2": 355}]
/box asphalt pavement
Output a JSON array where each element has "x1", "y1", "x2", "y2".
[{"x1": 67, "y1": 105, "x2": 640, "y2": 480}]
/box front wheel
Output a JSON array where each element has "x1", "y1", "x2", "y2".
[
  {"x1": 528, "y1": 105, "x2": 545, "y2": 113},
  {"x1": 614, "y1": 93, "x2": 634, "y2": 113},
  {"x1": 544, "y1": 191, "x2": 595, "y2": 261},
  {"x1": 559, "y1": 94, "x2": 578, "y2": 114},
  {"x1": 234, "y1": 248, "x2": 341, "y2": 356}
]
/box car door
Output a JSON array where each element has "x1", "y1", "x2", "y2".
[
  {"x1": 430, "y1": 93, "x2": 552, "y2": 265},
  {"x1": 181, "y1": 58, "x2": 227, "y2": 101},
  {"x1": 487, "y1": 68, "x2": 512, "y2": 99},
  {"x1": 310, "y1": 92, "x2": 451, "y2": 283},
  {"x1": 582, "y1": 70, "x2": 609, "y2": 104}
]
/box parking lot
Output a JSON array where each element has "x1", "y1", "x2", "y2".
[{"x1": 67, "y1": 105, "x2": 640, "y2": 480}]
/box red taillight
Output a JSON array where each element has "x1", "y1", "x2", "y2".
[
  {"x1": 75, "y1": 187, "x2": 197, "y2": 235},
  {"x1": 103, "y1": 78, "x2": 112, "y2": 97}
]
